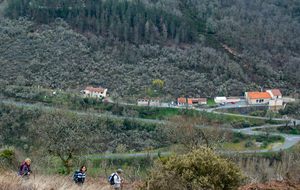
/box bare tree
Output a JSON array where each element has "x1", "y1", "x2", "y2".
[
  {"x1": 31, "y1": 111, "x2": 104, "y2": 174},
  {"x1": 166, "y1": 115, "x2": 231, "y2": 153},
  {"x1": 265, "y1": 110, "x2": 276, "y2": 123}
]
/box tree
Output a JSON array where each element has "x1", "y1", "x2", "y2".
[
  {"x1": 152, "y1": 79, "x2": 164, "y2": 88},
  {"x1": 265, "y1": 110, "x2": 276, "y2": 123},
  {"x1": 31, "y1": 111, "x2": 103, "y2": 174},
  {"x1": 166, "y1": 116, "x2": 230, "y2": 152},
  {"x1": 146, "y1": 147, "x2": 246, "y2": 190},
  {"x1": 262, "y1": 125, "x2": 275, "y2": 140}
]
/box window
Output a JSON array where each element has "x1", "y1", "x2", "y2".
[
  {"x1": 256, "y1": 100, "x2": 258, "y2": 102},
  {"x1": 262, "y1": 99, "x2": 264, "y2": 102},
  {"x1": 142, "y1": 100, "x2": 144, "y2": 102},
  {"x1": 101, "y1": 92, "x2": 103, "y2": 94}
]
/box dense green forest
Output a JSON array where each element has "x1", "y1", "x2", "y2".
[
  {"x1": 0, "y1": 0, "x2": 300, "y2": 98},
  {"x1": 7, "y1": 0, "x2": 198, "y2": 45}
]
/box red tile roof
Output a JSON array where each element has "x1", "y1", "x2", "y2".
[
  {"x1": 188, "y1": 98, "x2": 207, "y2": 105},
  {"x1": 267, "y1": 89, "x2": 282, "y2": 97},
  {"x1": 178, "y1": 98, "x2": 187, "y2": 103},
  {"x1": 85, "y1": 87, "x2": 106, "y2": 92},
  {"x1": 248, "y1": 92, "x2": 271, "y2": 99}
]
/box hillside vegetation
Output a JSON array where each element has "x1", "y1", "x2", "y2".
[{"x1": 0, "y1": 0, "x2": 298, "y2": 98}]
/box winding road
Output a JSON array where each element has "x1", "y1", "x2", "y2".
[{"x1": 1, "y1": 100, "x2": 300, "y2": 158}]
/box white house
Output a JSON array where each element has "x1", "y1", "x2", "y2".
[
  {"x1": 150, "y1": 98, "x2": 160, "y2": 106},
  {"x1": 137, "y1": 99, "x2": 149, "y2": 106},
  {"x1": 83, "y1": 87, "x2": 107, "y2": 98}
]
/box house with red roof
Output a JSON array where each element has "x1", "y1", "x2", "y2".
[
  {"x1": 266, "y1": 89, "x2": 282, "y2": 99},
  {"x1": 246, "y1": 92, "x2": 271, "y2": 104},
  {"x1": 188, "y1": 98, "x2": 207, "y2": 105},
  {"x1": 177, "y1": 98, "x2": 187, "y2": 106},
  {"x1": 83, "y1": 87, "x2": 107, "y2": 98}
]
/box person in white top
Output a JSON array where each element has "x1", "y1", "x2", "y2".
[{"x1": 114, "y1": 168, "x2": 124, "y2": 190}]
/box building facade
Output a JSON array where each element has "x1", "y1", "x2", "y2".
[
  {"x1": 150, "y1": 98, "x2": 160, "y2": 106},
  {"x1": 137, "y1": 99, "x2": 149, "y2": 106},
  {"x1": 266, "y1": 89, "x2": 282, "y2": 99},
  {"x1": 177, "y1": 98, "x2": 187, "y2": 106},
  {"x1": 83, "y1": 87, "x2": 107, "y2": 98},
  {"x1": 246, "y1": 92, "x2": 271, "y2": 104},
  {"x1": 188, "y1": 98, "x2": 207, "y2": 105}
]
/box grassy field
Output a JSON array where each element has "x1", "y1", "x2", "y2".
[{"x1": 207, "y1": 100, "x2": 216, "y2": 105}]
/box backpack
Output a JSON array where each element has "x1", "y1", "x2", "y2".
[
  {"x1": 73, "y1": 170, "x2": 80, "y2": 182},
  {"x1": 108, "y1": 173, "x2": 118, "y2": 185},
  {"x1": 18, "y1": 163, "x2": 26, "y2": 176}
]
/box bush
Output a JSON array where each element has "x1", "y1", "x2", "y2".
[
  {"x1": 292, "y1": 129, "x2": 298, "y2": 134},
  {"x1": 237, "y1": 132, "x2": 245, "y2": 139},
  {"x1": 233, "y1": 138, "x2": 240, "y2": 143},
  {"x1": 245, "y1": 140, "x2": 254, "y2": 148},
  {"x1": 146, "y1": 147, "x2": 245, "y2": 190},
  {"x1": 263, "y1": 141, "x2": 268, "y2": 148}
]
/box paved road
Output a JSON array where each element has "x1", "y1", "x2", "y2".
[{"x1": 2, "y1": 100, "x2": 300, "y2": 158}]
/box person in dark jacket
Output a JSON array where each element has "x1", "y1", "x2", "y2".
[
  {"x1": 21, "y1": 158, "x2": 33, "y2": 180},
  {"x1": 76, "y1": 165, "x2": 87, "y2": 187}
]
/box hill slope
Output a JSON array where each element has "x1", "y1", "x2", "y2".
[{"x1": 0, "y1": 0, "x2": 299, "y2": 98}]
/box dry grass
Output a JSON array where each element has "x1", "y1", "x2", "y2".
[{"x1": 0, "y1": 171, "x2": 140, "y2": 190}]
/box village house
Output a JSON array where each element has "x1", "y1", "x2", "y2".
[
  {"x1": 83, "y1": 87, "x2": 107, "y2": 98},
  {"x1": 149, "y1": 98, "x2": 160, "y2": 106},
  {"x1": 266, "y1": 89, "x2": 282, "y2": 99},
  {"x1": 137, "y1": 99, "x2": 149, "y2": 106},
  {"x1": 246, "y1": 92, "x2": 271, "y2": 104},
  {"x1": 188, "y1": 98, "x2": 207, "y2": 105},
  {"x1": 177, "y1": 98, "x2": 187, "y2": 106}
]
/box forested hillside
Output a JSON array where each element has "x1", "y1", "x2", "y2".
[{"x1": 0, "y1": 0, "x2": 299, "y2": 98}]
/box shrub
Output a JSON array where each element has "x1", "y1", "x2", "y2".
[
  {"x1": 237, "y1": 132, "x2": 245, "y2": 139},
  {"x1": 146, "y1": 147, "x2": 245, "y2": 190},
  {"x1": 233, "y1": 138, "x2": 240, "y2": 143},
  {"x1": 263, "y1": 141, "x2": 268, "y2": 148},
  {"x1": 245, "y1": 140, "x2": 254, "y2": 148},
  {"x1": 292, "y1": 130, "x2": 298, "y2": 134}
]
